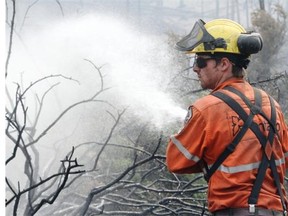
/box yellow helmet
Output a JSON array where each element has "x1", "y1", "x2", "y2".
[{"x1": 176, "y1": 19, "x2": 263, "y2": 55}]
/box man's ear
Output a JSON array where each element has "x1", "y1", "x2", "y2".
[{"x1": 219, "y1": 57, "x2": 232, "y2": 71}]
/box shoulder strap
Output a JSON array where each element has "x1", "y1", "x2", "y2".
[
  {"x1": 248, "y1": 95, "x2": 287, "y2": 215},
  {"x1": 225, "y1": 86, "x2": 278, "y2": 134},
  {"x1": 210, "y1": 87, "x2": 287, "y2": 214},
  {"x1": 205, "y1": 87, "x2": 262, "y2": 181}
]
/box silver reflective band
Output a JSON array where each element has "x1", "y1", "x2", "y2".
[
  {"x1": 212, "y1": 161, "x2": 261, "y2": 174},
  {"x1": 209, "y1": 157, "x2": 285, "y2": 174},
  {"x1": 170, "y1": 136, "x2": 200, "y2": 163},
  {"x1": 171, "y1": 135, "x2": 287, "y2": 174},
  {"x1": 275, "y1": 157, "x2": 285, "y2": 166}
]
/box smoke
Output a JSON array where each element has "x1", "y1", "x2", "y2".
[
  {"x1": 8, "y1": 13, "x2": 187, "y2": 129},
  {"x1": 6, "y1": 9, "x2": 187, "y2": 216}
]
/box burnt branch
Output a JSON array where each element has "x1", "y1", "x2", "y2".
[
  {"x1": 78, "y1": 133, "x2": 164, "y2": 215},
  {"x1": 91, "y1": 109, "x2": 126, "y2": 171},
  {"x1": 6, "y1": 147, "x2": 85, "y2": 216},
  {"x1": 6, "y1": 62, "x2": 112, "y2": 215},
  {"x1": 20, "y1": 0, "x2": 40, "y2": 32},
  {"x1": 55, "y1": 0, "x2": 64, "y2": 16},
  {"x1": 5, "y1": 0, "x2": 16, "y2": 78}
]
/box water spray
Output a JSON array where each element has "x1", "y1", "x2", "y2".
[{"x1": 8, "y1": 13, "x2": 187, "y2": 129}]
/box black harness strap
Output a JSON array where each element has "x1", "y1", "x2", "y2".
[
  {"x1": 204, "y1": 89, "x2": 261, "y2": 181},
  {"x1": 248, "y1": 96, "x2": 287, "y2": 215},
  {"x1": 225, "y1": 86, "x2": 277, "y2": 133},
  {"x1": 208, "y1": 87, "x2": 287, "y2": 215},
  {"x1": 224, "y1": 87, "x2": 286, "y2": 215}
]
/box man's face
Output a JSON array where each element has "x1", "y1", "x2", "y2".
[{"x1": 192, "y1": 55, "x2": 221, "y2": 90}]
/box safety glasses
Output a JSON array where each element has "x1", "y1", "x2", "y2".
[{"x1": 191, "y1": 56, "x2": 218, "y2": 69}]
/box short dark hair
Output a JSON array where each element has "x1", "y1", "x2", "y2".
[{"x1": 231, "y1": 63, "x2": 245, "y2": 78}]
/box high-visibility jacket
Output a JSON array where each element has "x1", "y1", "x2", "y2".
[{"x1": 166, "y1": 77, "x2": 288, "y2": 212}]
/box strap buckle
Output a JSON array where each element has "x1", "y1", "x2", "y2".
[{"x1": 249, "y1": 204, "x2": 256, "y2": 214}]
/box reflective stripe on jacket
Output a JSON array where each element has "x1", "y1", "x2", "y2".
[{"x1": 166, "y1": 78, "x2": 288, "y2": 212}]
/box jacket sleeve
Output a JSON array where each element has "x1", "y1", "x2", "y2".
[
  {"x1": 166, "y1": 106, "x2": 208, "y2": 174},
  {"x1": 281, "y1": 116, "x2": 288, "y2": 169},
  {"x1": 285, "y1": 125, "x2": 288, "y2": 170}
]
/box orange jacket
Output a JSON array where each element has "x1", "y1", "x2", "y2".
[{"x1": 166, "y1": 78, "x2": 288, "y2": 212}]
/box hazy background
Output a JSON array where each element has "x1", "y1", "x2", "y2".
[{"x1": 5, "y1": 0, "x2": 288, "y2": 215}]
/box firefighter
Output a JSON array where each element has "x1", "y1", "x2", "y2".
[{"x1": 166, "y1": 18, "x2": 288, "y2": 216}]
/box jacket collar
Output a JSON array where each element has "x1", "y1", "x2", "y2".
[{"x1": 212, "y1": 77, "x2": 245, "y2": 93}]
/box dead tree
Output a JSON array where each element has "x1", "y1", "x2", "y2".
[
  {"x1": 39, "y1": 126, "x2": 209, "y2": 216},
  {"x1": 5, "y1": 0, "x2": 16, "y2": 78},
  {"x1": 5, "y1": 60, "x2": 117, "y2": 215},
  {"x1": 259, "y1": 0, "x2": 265, "y2": 10}
]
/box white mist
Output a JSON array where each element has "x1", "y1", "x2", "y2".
[{"x1": 8, "y1": 14, "x2": 187, "y2": 129}]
